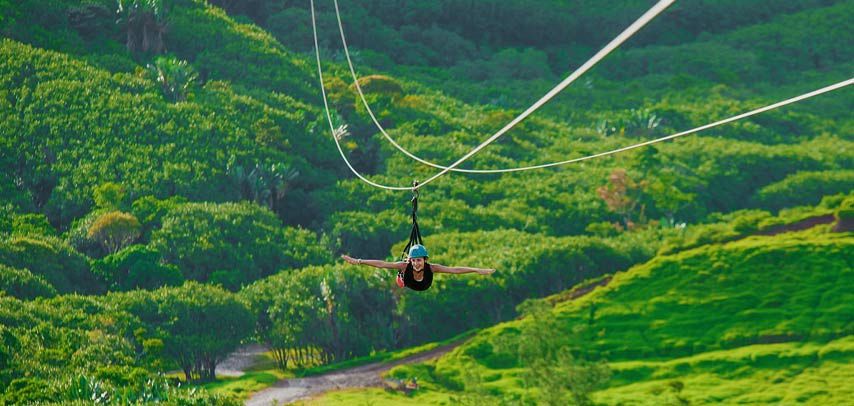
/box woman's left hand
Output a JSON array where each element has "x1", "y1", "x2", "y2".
[
  {"x1": 341, "y1": 254, "x2": 359, "y2": 265},
  {"x1": 478, "y1": 269, "x2": 496, "y2": 275}
]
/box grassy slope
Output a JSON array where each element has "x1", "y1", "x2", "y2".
[
  {"x1": 306, "y1": 227, "x2": 853, "y2": 404},
  {"x1": 600, "y1": 337, "x2": 854, "y2": 404}
]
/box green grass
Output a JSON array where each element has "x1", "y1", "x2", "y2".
[
  {"x1": 200, "y1": 369, "x2": 290, "y2": 402},
  {"x1": 660, "y1": 193, "x2": 850, "y2": 256},
  {"x1": 298, "y1": 329, "x2": 477, "y2": 377},
  {"x1": 171, "y1": 351, "x2": 293, "y2": 401},
  {"x1": 294, "y1": 388, "x2": 456, "y2": 406},
  {"x1": 307, "y1": 339, "x2": 854, "y2": 405},
  {"x1": 597, "y1": 341, "x2": 854, "y2": 405}
]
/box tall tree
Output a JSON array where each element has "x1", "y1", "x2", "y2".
[
  {"x1": 122, "y1": 283, "x2": 252, "y2": 382},
  {"x1": 116, "y1": 0, "x2": 171, "y2": 55},
  {"x1": 227, "y1": 159, "x2": 298, "y2": 216},
  {"x1": 512, "y1": 299, "x2": 611, "y2": 406},
  {"x1": 93, "y1": 182, "x2": 126, "y2": 210},
  {"x1": 597, "y1": 169, "x2": 647, "y2": 230},
  {"x1": 87, "y1": 211, "x2": 140, "y2": 255}
]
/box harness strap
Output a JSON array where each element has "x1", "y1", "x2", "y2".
[{"x1": 401, "y1": 182, "x2": 423, "y2": 260}]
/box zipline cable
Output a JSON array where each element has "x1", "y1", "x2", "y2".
[
  {"x1": 312, "y1": 0, "x2": 412, "y2": 190},
  {"x1": 412, "y1": 0, "x2": 679, "y2": 188},
  {"x1": 457, "y1": 77, "x2": 854, "y2": 172},
  {"x1": 313, "y1": 1, "x2": 853, "y2": 190},
  {"x1": 330, "y1": 0, "x2": 492, "y2": 174},
  {"x1": 327, "y1": 0, "x2": 675, "y2": 174}
]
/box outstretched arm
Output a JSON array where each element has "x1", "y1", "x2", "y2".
[
  {"x1": 341, "y1": 255, "x2": 406, "y2": 270},
  {"x1": 431, "y1": 263, "x2": 496, "y2": 275}
]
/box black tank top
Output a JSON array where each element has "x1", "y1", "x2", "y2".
[{"x1": 402, "y1": 262, "x2": 433, "y2": 291}]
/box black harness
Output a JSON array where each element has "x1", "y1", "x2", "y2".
[
  {"x1": 401, "y1": 182, "x2": 423, "y2": 259},
  {"x1": 397, "y1": 182, "x2": 432, "y2": 290},
  {"x1": 402, "y1": 262, "x2": 433, "y2": 291}
]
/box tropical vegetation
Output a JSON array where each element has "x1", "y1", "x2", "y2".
[{"x1": 0, "y1": 0, "x2": 851, "y2": 403}]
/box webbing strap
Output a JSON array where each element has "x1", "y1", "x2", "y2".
[{"x1": 401, "y1": 183, "x2": 423, "y2": 259}]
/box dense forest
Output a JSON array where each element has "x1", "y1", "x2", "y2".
[{"x1": 0, "y1": 0, "x2": 851, "y2": 404}]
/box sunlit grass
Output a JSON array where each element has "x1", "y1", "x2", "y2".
[
  {"x1": 595, "y1": 358, "x2": 854, "y2": 405},
  {"x1": 298, "y1": 329, "x2": 476, "y2": 377},
  {"x1": 170, "y1": 351, "x2": 293, "y2": 401},
  {"x1": 294, "y1": 388, "x2": 455, "y2": 406},
  {"x1": 200, "y1": 369, "x2": 290, "y2": 401},
  {"x1": 305, "y1": 337, "x2": 854, "y2": 405}
]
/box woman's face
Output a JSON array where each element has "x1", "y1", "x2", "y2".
[{"x1": 410, "y1": 257, "x2": 426, "y2": 271}]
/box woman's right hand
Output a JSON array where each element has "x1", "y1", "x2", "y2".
[{"x1": 341, "y1": 254, "x2": 359, "y2": 265}]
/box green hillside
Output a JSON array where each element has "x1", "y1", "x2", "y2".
[
  {"x1": 320, "y1": 227, "x2": 853, "y2": 404},
  {"x1": 1, "y1": 0, "x2": 852, "y2": 403}
]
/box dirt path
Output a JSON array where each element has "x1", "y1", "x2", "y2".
[
  {"x1": 216, "y1": 343, "x2": 269, "y2": 377},
  {"x1": 244, "y1": 341, "x2": 463, "y2": 406}
]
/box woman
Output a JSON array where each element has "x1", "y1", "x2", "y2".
[{"x1": 341, "y1": 244, "x2": 496, "y2": 291}]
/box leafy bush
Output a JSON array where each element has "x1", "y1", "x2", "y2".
[
  {"x1": 0, "y1": 235, "x2": 100, "y2": 294},
  {"x1": 2, "y1": 377, "x2": 58, "y2": 404},
  {"x1": 87, "y1": 211, "x2": 141, "y2": 255},
  {"x1": 92, "y1": 182, "x2": 126, "y2": 210},
  {"x1": 65, "y1": 209, "x2": 110, "y2": 258},
  {"x1": 91, "y1": 244, "x2": 183, "y2": 291},
  {"x1": 145, "y1": 55, "x2": 198, "y2": 102},
  {"x1": 118, "y1": 282, "x2": 253, "y2": 382},
  {"x1": 353, "y1": 74, "x2": 404, "y2": 97},
  {"x1": 326, "y1": 209, "x2": 410, "y2": 259},
  {"x1": 836, "y1": 195, "x2": 854, "y2": 221},
  {"x1": 150, "y1": 201, "x2": 328, "y2": 286},
  {"x1": 834, "y1": 194, "x2": 854, "y2": 232},
  {"x1": 130, "y1": 194, "x2": 187, "y2": 241},
  {"x1": 241, "y1": 264, "x2": 397, "y2": 367},
  {"x1": 11, "y1": 213, "x2": 55, "y2": 236},
  {"x1": 0, "y1": 264, "x2": 57, "y2": 300},
  {"x1": 753, "y1": 170, "x2": 854, "y2": 212}
]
